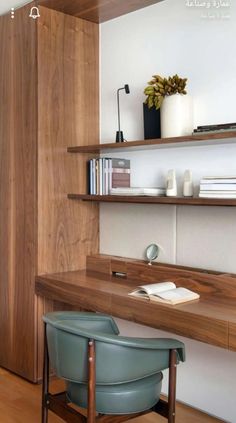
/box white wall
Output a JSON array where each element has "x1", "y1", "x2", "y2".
[
  {"x1": 0, "y1": 1, "x2": 32, "y2": 16},
  {"x1": 100, "y1": 1, "x2": 236, "y2": 421}
]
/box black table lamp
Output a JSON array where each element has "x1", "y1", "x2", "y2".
[{"x1": 116, "y1": 84, "x2": 130, "y2": 143}]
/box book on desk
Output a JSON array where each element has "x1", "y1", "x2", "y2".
[{"x1": 129, "y1": 282, "x2": 200, "y2": 305}]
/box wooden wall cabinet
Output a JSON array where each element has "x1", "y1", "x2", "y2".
[{"x1": 0, "y1": 4, "x2": 99, "y2": 382}]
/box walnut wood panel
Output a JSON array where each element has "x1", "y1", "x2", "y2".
[
  {"x1": 37, "y1": 7, "x2": 99, "y2": 275},
  {"x1": 1, "y1": 5, "x2": 100, "y2": 383},
  {"x1": 0, "y1": 6, "x2": 38, "y2": 381},
  {"x1": 39, "y1": 270, "x2": 235, "y2": 324},
  {"x1": 35, "y1": 269, "x2": 236, "y2": 349},
  {"x1": 86, "y1": 255, "x2": 111, "y2": 274},
  {"x1": 87, "y1": 254, "x2": 229, "y2": 276},
  {"x1": 37, "y1": 0, "x2": 164, "y2": 23},
  {"x1": 229, "y1": 323, "x2": 236, "y2": 352},
  {"x1": 87, "y1": 254, "x2": 138, "y2": 276},
  {"x1": 86, "y1": 255, "x2": 236, "y2": 300},
  {"x1": 68, "y1": 194, "x2": 236, "y2": 207},
  {"x1": 37, "y1": 7, "x2": 99, "y2": 380},
  {"x1": 0, "y1": 12, "x2": 13, "y2": 373},
  {"x1": 126, "y1": 264, "x2": 236, "y2": 300},
  {"x1": 36, "y1": 276, "x2": 112, "y2": 315},
  {"x1": 68, "y1": 131, "x2": 236, "y2": 153},
  {"x1": 110, "y1": 294, "x2": 228, "y2": 349}
]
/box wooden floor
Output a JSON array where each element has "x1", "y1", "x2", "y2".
[{"x1": 0, "y1": 368, "x2": 223, "y2": 423}]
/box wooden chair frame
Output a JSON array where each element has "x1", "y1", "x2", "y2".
[{"x1": 42, "y1": 323, "x2": 177, "y2": 423}]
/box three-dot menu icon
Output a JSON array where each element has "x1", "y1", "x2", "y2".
[{"x1": 11, "y1": 8, "x2": 15, "y2": 19}]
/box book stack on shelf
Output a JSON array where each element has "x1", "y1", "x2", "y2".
[
  {"x1": 193, "y1": 122, "x2": 236, "y2": 135},
  {"x1": 89, "y1": 158, "x2": 130, "y2": 195},
  {"x1": 110, "y1": 187, "x2": 166, "y2": 196},
  {"x1": 199, "y1": 176, "x2": 236, "y2": 199}
]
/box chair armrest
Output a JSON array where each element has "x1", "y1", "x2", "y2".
[{"x1": 94, "y1": 334, "x2": 185, "y2": 362}]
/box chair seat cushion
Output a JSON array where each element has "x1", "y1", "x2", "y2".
[{"x1": 67, "y1": 372, "x2": 163, "y2": 415}]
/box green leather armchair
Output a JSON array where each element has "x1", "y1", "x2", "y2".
[{"x1": 42, "y1": 311, "x2": 185, "y2": 423}]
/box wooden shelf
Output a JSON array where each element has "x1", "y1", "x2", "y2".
[
  {"x1": 67, "y1": 131, "x2": 236, "y2": 154},
  {"x1": 68, "y1": 194, "x2": 236, "y2": 206},
  {"x1": 68, "y1": 131, "x2": 236, "y2": 208}
]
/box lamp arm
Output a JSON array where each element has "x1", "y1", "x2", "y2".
[{"x1": 117, "y1": 88, "x2": 124, "y2": 134}]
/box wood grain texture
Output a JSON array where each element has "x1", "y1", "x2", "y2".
[
  {"x1": 68, "y1": 194, "x2": 236, "y2": 207},
  {"x1": 67, "y1": 131, "x2": 236, "y2": 153},
  {"x1": 37, "y1": 7, "x2": 99, "y2": 381},
  {"x1": 126, "y1": 264, "x2": 236, "y2": 300},
  {"x1": 87, "y1": 255, "x2": 236, "y2": 299},
  {"x1": 110, "y1": 294, "x2": 228, "y2": 349},
  {"x1": 37, "y1": 7, "x2": 99, "y2": 275},
  {"x1": 0, "y1": 6, "x2": 38, "y2": 381},
  {"x1": 88, "y1": 254, "x2": 232, "y2": 276},
  {"x1": 37, "y1": 0, "x2": 164, "y2": 23},
  {"x1": 0, "y1": 10, "x2": 13, "y2": 375},
  {"x1": 0, "y1": 5, "x2": 99, "y2": 382},
  {"x1": 36, "y1": 273, "x2": 113, "y2": 314},
  {"x1": 86, "y1": 255, "x2": 111, "y2": 274},
  {"x1": 35, "y1": 266, "x2": 236, "y2": 349},
  {"x1": 48, "y1": 393, "x2": 87, "y2": 423}
]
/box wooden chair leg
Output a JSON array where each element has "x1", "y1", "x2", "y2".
[
  {"x1": 168, "y1": 349, "x2": 177, "y2": 423},
  {"x1": 42, "y1": 323, "x2": 49, "y2": 423},
  {"x1": 88, "y1": 339, "x2": 96, "y2": 423}
]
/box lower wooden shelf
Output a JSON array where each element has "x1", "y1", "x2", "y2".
[{"x1": 68, "y1": 194, "x2": 236, "y2": 206}]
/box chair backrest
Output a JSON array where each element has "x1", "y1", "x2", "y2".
[{"x1": 43, "y1": 312, "x2": 185, "y2": 385}]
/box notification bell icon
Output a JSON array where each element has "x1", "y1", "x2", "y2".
[{"x1": 29, "y1": 6, "x2": 40, "y2": 20}]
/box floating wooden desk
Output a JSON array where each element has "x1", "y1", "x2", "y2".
[{"x1": 35, "y1": 255, "x2": 236, "y2": 352}]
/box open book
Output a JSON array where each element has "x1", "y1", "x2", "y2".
[{"x1": 129, "y1": 282, "x2": 200, "y2": 305}]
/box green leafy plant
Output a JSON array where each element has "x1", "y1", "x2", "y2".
[{"x1": 144, "y1": 74, "x2": 188, "y2": 110}]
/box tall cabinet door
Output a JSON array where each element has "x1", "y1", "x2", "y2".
[
  {"x1": 0, "y1": 5, "x2": 38, "y2": 381},
  {"x1": 0, "y1": 5, "x2": 99, "y2": 382},
  {"x1": 37, "y1": 7, "x2": 99, "y2": 380},
  {"x1": 37, "y1": 7, "x2": 99, "y2": 276},
  {"x1": 0, "y1": 12, "x2": 14, "y2": 375}
]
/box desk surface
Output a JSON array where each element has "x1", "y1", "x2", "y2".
[{"x1": 35, "y1": 269, "x2": 236, "y2": 351}]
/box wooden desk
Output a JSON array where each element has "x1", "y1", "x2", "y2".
[{"x1": 35, "y1": 255, "x2": 236, "y2": 351}]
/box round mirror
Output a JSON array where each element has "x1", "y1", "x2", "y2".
[{"x1": 145, "y1": 244, "x2": 159, "y2": 265}]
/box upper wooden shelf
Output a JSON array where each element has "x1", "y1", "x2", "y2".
[
  {"x1": 68, "y1": 194, "x2": 236, "y2": 207},
  {"x1": 67, "y1": 131, "x2": 236, "y2": 154}
]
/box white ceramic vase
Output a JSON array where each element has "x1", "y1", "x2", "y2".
[{"x1": 161, "y1": 94, "x2": 193, "y2": 138}]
